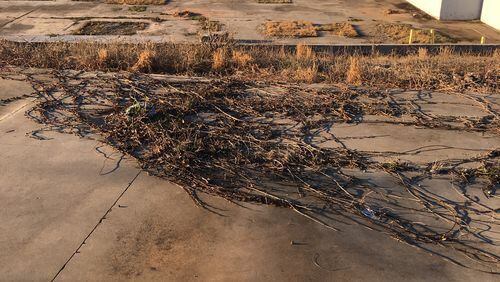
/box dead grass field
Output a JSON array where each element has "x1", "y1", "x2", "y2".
[{"x1": 0, "y1": 40, "x2": 497, "y2": 92}]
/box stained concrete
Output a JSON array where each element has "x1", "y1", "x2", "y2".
[
  {"x1": 0, "y1": 0, "x2": 498, "y2": 43},
  {"x1": 0, "y1": 71, "x2": 498, "y2": 281}
]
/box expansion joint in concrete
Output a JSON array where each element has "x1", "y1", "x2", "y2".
[{"x1": 50, "y1": 171, "x2": 142, "y2": 282}]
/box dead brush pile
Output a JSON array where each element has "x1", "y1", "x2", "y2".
[
  {"x1": 10, "y1": 68, "x2": 498, "y2": 272},
  {"x1": 0, "y1": 41, "x2": 497, "y2": 93}
]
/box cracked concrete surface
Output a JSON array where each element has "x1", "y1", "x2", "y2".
[
  {"x1": 0, "y1": 0, "x2": 498, "y2": 43},
  {"x1": 0, "y1": 72, "x2": 498, "y2": 281}
]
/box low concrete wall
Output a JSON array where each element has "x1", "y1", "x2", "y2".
[
  {"x1": 481, "y1": 0, "x2": 500, "y2": 30},
  {"x1": 407, "y1": 0, "x2": 483, "y2": 20}
]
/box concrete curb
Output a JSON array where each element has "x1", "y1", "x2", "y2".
[{"x1": 238, "y1": 43, "x2": 500, "y2": 55}]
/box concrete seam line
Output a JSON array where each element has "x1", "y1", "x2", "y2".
[
  {"x1": 0, "y1": 8, "x2": 39, "y2": 29},
  {"x1": 50, "y1": 171, "x2": 142, "y2": 282},
  {"x1": 0, "y1": 100, "x2": 34, "y2": 123}
]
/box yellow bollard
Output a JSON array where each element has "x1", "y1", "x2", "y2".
[
  {"x1": 408, "y1": 29, "x2": 414, "y2": 44},
  {"x1": 480, "y1": 36, "x2": 486, "y2": 44},
  {"x1": 430, "y1": 29, "x2": 435, "y2": 44}
]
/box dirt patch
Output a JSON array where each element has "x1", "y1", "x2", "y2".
[
  {"x1": 173, "y1": 10, "x2": 223, "y2": 32},
  {"x1": 128, "y1": 6, "x2": 147, "y2": 12},
  {"x1": 257, "y1": 0, "x2": 292, "y2": 3},
  {"x1": 105, "y1": 0, "x2": 166, "y2": 4},
  {"x1": 371, "y1": 23, "x2": 457, "y2": 43},
  {"x1": 73, "y1": 21, "x2": 149, "y2": 35},
  {"x1": 110, "y1": 216, "x2": 212, "y2": 278}
]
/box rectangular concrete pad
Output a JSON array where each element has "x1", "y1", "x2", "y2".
[{"x1": 0, "y1": 73, "x2": 498, "y2": 281}]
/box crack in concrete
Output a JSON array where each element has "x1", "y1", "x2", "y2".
[
  {"x1": 50, "y1": 170, "x2": 142, "y2": 282},
  {"x1": 0, "y1": 7, "x2": 39, "y2": 29}
]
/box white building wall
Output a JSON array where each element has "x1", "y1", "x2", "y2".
[
  {"x1": 481, "y1": 0, "x2": 500, "y2": 30},
  {"x1": 440, "y1": 0, "x2": 483, "y2": 20},
  {"x1": 406, "y1": 0, "x2": 483, "y2": 20}
]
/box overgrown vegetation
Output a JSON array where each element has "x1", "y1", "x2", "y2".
[
  {"x1": 7, "y1": 67, "x2": 497, "y2": 273},
  {"x1": 1, "y1": 38, "x2": 498, "y2": 272},
  {"x1": 0, "y1": 41, "x2": 497, "y2": 93},
  {"x1": 261, "y1": 21, "x2": 359, "y2": 38}
]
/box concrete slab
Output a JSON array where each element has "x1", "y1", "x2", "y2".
[
  {"x1": 0, "y1": 77, "x2": 34, "y2": 120},
  {"x1": 0, "y1": 0, "x2": 498, "y2": 43},
  {"x1": 0, "y1": 88, "x2": 144, "y2": 280},
  {"x1": 55, "y1": 172, "x2": 499, "y2": 282},
  {"x1": 0, "y1": 72, "x2": 498, "y2": 281}
]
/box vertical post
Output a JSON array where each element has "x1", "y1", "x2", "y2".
[
  {"x1": 408, "y1": 29, "x2": 414, "y2": 45},
  {"x1": 480, "y1": 36, "x2": 486, "y2": 44},
  {"x1": 430, "y1": 29, "x2": 435, "y2": 44}
]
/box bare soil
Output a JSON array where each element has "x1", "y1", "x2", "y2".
[{"x1": 73, "y1": 21, "x2": 149, "y2": 35}]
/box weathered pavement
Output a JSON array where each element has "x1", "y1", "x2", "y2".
[
  {"x1": 0, "y1": 71, "x2": 499, "y2": 281},
  {"x1": 1, "y1": 0, "x2": 499, "y2": 44}
]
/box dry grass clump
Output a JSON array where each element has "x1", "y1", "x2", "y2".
[
  {"x1": 96, "y1": 48, "x2": 110, "y2": 68},
  {"x1": 316, "y1": 23, "x2": 359, "y2": 37},
  {"x1": 295, "y1": 63, "x2": 318, "y2": 83},
  {"x1": 212, "y1": 48, "x2": 229, "y2": 70},
  {"x1": 346, "y1": 56, "x2": 362, "y2": 85},
  {"x1": 105, "y1": 0, "x2": 166, "y2": 4},
  {"x1": 232, "y1": 51, "x2": 253, "y2": 68},
  {"x1": 373, "y1": 23, "x2": 456, "y2": 43},
  {"x1": 131, "y1": 49, "x2": 155, "y2": 72},
  {"x1": 296, "y1": 43, "x2": 315, "y2": 60},
  {"x1": 418, "y1": 47, "x2": 428, "y2": 59},
  {"x1": 263, "y1": 21, "x2": 318, "y2": 37}
]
